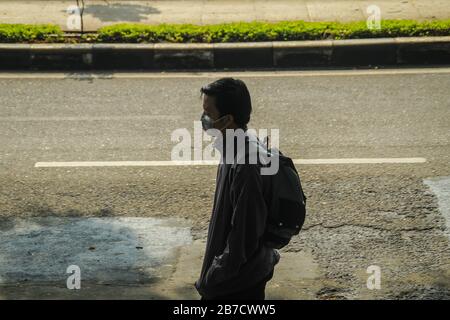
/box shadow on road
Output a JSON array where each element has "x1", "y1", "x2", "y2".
[
  {"x1": 84, "y1": 3, "x2": 160, "y2": 22},
  {"x1": 0, "y1": 211, "x2": 192, "y2": 299},
  {"x1": 64, "y1": 72, "x2": 114, "y2": 83}
]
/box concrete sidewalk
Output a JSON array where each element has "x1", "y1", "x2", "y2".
[{"x1": 0, "y1": 0, "x2": 449, "y2": 32}]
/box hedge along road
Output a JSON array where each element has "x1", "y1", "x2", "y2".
[{"x1": 0, "y1": 69, "x2": 449, "y2": 299}]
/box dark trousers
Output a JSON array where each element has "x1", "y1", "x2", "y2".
[{"x1": 200, "y1": 269, "x2": 274, "y2": 300}]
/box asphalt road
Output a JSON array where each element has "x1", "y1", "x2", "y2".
[{"x1": 0, "y1": 68, "x2": 449, "y2": 299}]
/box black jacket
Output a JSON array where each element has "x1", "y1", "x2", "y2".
[{"x1": 195, "y1": 132, "x2": 280, "y2": 298}]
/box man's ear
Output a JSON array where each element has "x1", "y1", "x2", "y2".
[
  {"x1": 217, "y1": 114, "x2": 233, "y2": 129},
  {"x1": 224, "y1": 114, "x2": 234, "y2": 127}
]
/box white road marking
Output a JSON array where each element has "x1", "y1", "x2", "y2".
[
  {"x1": 35, "y1": 160, "x2": 220, "y2": 167},
  {"x1": 0, "y1": 115, "x2": 182, "y2": 121},
  {"x1": 35, "y1": 158, "x2": 427, "y2": 168},
  {"x1": 293, "y1": 157, "x2": 427, "y2": 164},
  {"x1": 1, "y1": 68, "x2": 450, "y2": 80},
  {"x1": 424, "y1": 177, "x2": 450, "y2": 235}
]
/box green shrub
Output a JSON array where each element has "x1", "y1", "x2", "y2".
[
  {"x1": 95, "y1": 20, "x2": 450, "y2": 43},
  {"x1": 0, "y1": 24, "x2": 63, "y2": 43},
  {"x1": 1, "y1": 20, "x2": 450, "y2": 43}
]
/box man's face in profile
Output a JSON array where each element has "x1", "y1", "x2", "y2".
[{"x1": 202, "y1": 94, "x2": 221, "y2": 122}]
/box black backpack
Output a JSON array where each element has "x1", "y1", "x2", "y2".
[
  {"x1": 261, "y1": 147, "x2": 307, "y2": 249},
  {"x1": 232, "y1": 135, "x2": 307, "y2": 249}
]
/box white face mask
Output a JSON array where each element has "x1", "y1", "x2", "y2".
[{"x1": 200, "y1": 112, "x2": 228, "y2": 131}]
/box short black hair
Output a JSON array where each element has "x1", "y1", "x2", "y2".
[{"x1": 200, "y1": 78, "x2": 252, "y2": 130}]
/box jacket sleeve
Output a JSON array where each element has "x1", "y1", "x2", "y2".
[{"x1": 202, "y1": 163, "x2": 269, "y2": 292}]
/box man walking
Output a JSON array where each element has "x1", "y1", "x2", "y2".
[{"x1": 195, "y1": 78, "x2": 280, "y2": 300}]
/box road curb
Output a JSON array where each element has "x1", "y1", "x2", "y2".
[{"x1": 0, "y1": 37, "x2": 449, "y2": 70}]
